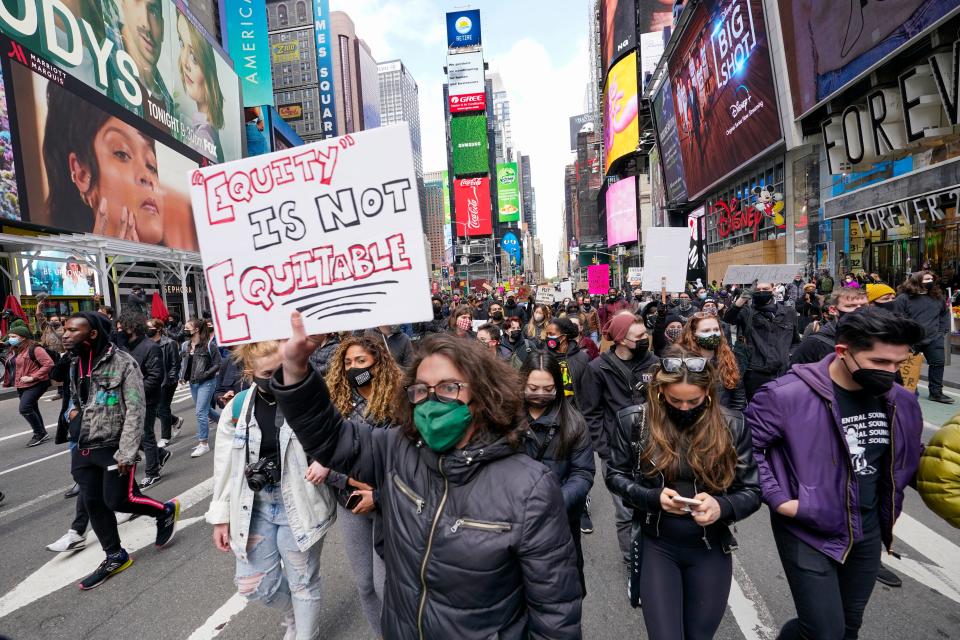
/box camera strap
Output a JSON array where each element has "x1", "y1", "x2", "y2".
[{"x1": 243, "y1": 389, "x2": 257, "y2": 467}]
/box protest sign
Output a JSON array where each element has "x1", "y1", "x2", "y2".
[
  {"x1": 189, "y1": 124, "x2": 431, "y2": 345},
  {"x1": 627, "y1": 267, "x2": 643, "y2": 285},
  {"x1": 723, "y1": 264, "x2": 804, "y2": 285},
  {"x1": 557, "y1": 281, "x2": 573, "y2": 301},
  {"x1": 641, "y1": 227, "x2": 690, "y2": 292},
  {"x1": 588, "y1": 264, "x2": 610, "y2": 294},
  {"x1": 536, "y1": 288, "x2": 555, "y2": 304}
]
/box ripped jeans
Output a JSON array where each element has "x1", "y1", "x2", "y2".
[{"x1": 235, "y1": 484, "x2": 324, "y2": 640}]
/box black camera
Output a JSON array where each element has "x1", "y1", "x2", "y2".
[{"x1": 245, "y1": 457, "x2": 280, "y2": 491}]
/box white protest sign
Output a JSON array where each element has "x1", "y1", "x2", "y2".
[
  {"x1": 536, "y1": 288, "x2": 555, "y2": 304},
  {"x1": 641, "y1": 227, "x2": 690, "y2": 293},
  {"x1": 189, "y1": 124, "x2": 431, "y2": 345},
  {"x1": 557, "y1": 280, "x2": 573, "y2": 301},
  {"x1": 723, "y1": 264, "x2": 804, "y2": 285},
  {"x1": 627, "y1": 267, "x2": 643, "y2": 285}
]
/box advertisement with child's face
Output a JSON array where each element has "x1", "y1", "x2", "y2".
[
  {"x1": 7, "y1": 58, "x2": 200, "y2": 251},
  {"x1": 0, "y1": 0, "x2": 241, "y2": 163}
]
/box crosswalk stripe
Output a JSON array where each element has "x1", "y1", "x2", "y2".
[
  {"x1": 0, "y1": 484, "x2": 74, "y2": 520},
  {"x1": 0, "y1": 450, "x2": 69, "y2": 476},
  {"x1": 894, "y1": 512, "x2": 960, "y2": 585},
  {"x1": 0, "y1": 479, "x2": 212, "y2": 619},
  {"x1": 0, "y1": 430, "x2": 34, "y2": 443},
  {"x1": 185, "y1": 593, "x2": 249, "y2": 639},
  {"x1": 729, "y1": 555, "x2": 777, "y2": 640}
]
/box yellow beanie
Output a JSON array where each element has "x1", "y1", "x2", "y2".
[{"x1": 866, "y1": 283, "x2": 896, "y2": 303}]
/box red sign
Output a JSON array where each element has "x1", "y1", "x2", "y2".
[
  {"x1": 713, "y1": 198, "x2": 765, "y2": 242},
  {"x1": 454, "y1": 177, "x2": 492, "y2": 236},
  {"x1": 449, "y1": 93, "x2": 486, "y2": 113}
]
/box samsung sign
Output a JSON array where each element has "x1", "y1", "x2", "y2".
[{"x1": 446, "y1": 9, "x2": 481, "y2": 49}]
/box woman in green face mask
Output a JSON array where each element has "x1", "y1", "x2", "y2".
[
  {"x1": 678, "y1": 312, "x2": 745, "y2": 411},
  {"x1": 273, "y1": 312, "x2": 583, "y2": 639}
]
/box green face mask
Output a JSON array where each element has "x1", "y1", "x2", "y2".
[{"x1": 413, "y1": 400, "x2": 473, "y2": 452}]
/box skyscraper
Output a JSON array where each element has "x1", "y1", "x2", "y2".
[
  {"x1": 423, "y1": 171, "x2": 448, "y2": 272},
  {"x1": 378, "y1": 59, "x2": 425, "y2": 221},
  {"x1": 489, "y1": 72, "x2": 513, "y2": 164},
  {"x1": 519, "y1": 154, "x2": 537, "y2": 236}
]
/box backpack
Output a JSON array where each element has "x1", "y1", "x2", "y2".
[
  {"x1": 231, "y1": 388, "x2": 251, "y2": 424},
  {"x1": 27, "y1": 345, "x2": 60, "y2": 367}
]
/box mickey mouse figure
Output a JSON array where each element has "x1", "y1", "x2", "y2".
[{"x1": 753, "y1": 184, "x2": 785, "y2": 227}]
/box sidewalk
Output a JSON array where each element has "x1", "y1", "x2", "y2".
[{"x1": 921, "y1": 362, "x2": 960, "y2": 391}]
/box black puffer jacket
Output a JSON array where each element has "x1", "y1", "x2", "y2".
[
  {"x1": 521, "y1": 406, "x2": 595, "y2": 514},
  {"x1": 123, "y1": 335, "x2": 164, "y2": 402},
  {"x1": 724, "y1": 302, "x2": 798, "y2": 375},
  {"x1": 604, "y1": 405, "x2": 761, "y2": 552},
  {"x1": 273, "y1": 370, "x2": 583, "y2": 640}
]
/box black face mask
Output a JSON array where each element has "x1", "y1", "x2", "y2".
[
  {"x1": 347, "y1": 366, "x2": 373, "y2": 388},
  {"x1": 253, "y1": 375, "x2": 274, "y2": 395},
  {"x1": 525, "y1": 392, "x2": 555, "y2": 408},
  {"x1": 146, "y1": 328, "x2": 159, "y2": 338},
  {"x1": 582, "y1": 303, "x2": 591, "y2": 310},
  {"x1": 753, "y1": 291, "x2": 774, "y2": 307},
  {"x1": 625, "y1": 337, "x2": 649, "y2": 359},
  {"x1": 924, "y1": 281, "x2": 935, "y2": 291},
  {"x1": 663, "y1": 399, "x2": 708, "y2": 429},
  {"x1": 433, "y1": 305, "x2": 442, "y2": 317},
  {"x1": 506, "y1": 329, "x2": 521, "y2": 342},
  {"x1": 491, "y1": 311, "x2": 504, "y2": 321},
  {"x1": 844, "y1": 353, "x2": 896, "y2": 396}
]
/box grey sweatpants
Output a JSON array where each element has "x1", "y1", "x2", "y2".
[{"x1": 338, "y1": 505, "x2": 385, "y2": 637}]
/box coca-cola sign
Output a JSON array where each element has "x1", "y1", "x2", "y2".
[{"x1": 454, "y1": 177, "x2": 492, "y2": 236}]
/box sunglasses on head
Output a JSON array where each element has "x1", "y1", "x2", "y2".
[{"x1": 660, "y1": 357, "x2": 708, "y2": 373}]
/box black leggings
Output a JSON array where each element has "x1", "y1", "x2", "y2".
[
  {"x1": 639, "y1": 534, "x2": 732, "y2": 640},
  {"x1": 18, "y1": 383, "x2": 50, "y2": 436}
]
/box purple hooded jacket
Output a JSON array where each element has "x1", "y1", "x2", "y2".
[{"x1": 745, "y1": 354, "x2": 923, "y2": 562}]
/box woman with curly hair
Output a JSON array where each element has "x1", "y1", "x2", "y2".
[
  {"x1": 678, "y1": 312, "x2": 746, "y2": 410},
  {"x1": 273, "y1": 317, "x2": 583, "y2": 637},
  {"x1": 323, "y1": 334, "x2": 402, "y2": 637},
  {"x1": 525, "y1": 303, "x2": 552, "y2": 344}
]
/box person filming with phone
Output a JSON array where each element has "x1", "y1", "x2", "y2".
[{"x1": 605, "y1": 346, "x2": 761, "y2": 639}]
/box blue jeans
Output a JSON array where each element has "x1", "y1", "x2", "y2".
[
  {"x1": 236, "y1": 484, "x2": 324, "y2": 640},
  {"x1": 189, "y1": 379, "x2": 218, "y2": 441}
]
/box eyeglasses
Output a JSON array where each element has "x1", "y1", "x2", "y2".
[
  {"x1": 405, "y1": 382, "x2": 469, "y2": 405},
  {"x1": 660, "y1": 357, "x2": 708, "y2": 373}
]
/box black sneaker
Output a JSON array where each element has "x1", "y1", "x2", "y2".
[
  {"x1": 580, "y1": 510, "x2": 594, "y2": 534},
  {"x1": 64, "y1": 483, "x2": 80, "y2": 499},
  {"x1": 27, "y1": 433, "x2": 50, "y2": 447},
  {"x1": 156, "y1": 499, "x2": 180, "y2": 548},
  {"x1": 159, "y1": 448, "x2": 172, "y2": 470},
  {"x1": 78, "y1": 549, "x2": 132, "y2": 590},
  {"x1": 876, "y1": 564, "x2": 902, "y2": 587},
  {"x1": 930, "y1": 393, "x2": 955, "y2": 404},
  {"x1": 141, "y1": 475, "x2": 162, "y2": 489}
]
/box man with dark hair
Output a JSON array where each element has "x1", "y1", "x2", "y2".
[
  {"x1": 746, "y1": 308, "x2": 925, "y2": 640},
  {"x1": 790, "y1": 288, "x2": 869, "y2": 365},
  {"x1": 126, "y1": 285, "x2": 148, "y2": 315},
  {"x1": 476, "y1": 323, "x2": 511, "y2": 361},
  {"x1": 118, "y1": 311, "x2": 168, "y2": 487}
]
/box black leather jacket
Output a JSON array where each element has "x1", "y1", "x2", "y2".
[{"x1": 604, "y1": 404, "x2": 761, "y2": 552}]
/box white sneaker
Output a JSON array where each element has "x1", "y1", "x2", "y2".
[
  {"x1": 190, "y1": 442, "x2": 210, "y2": 458},
  {"x1": 157, "y1": 438, "x2": 169, "y2": 448},
  {"x1": 115, "y1": 512, "x2": 133, "y2": 524},
  {"x1": 171, "y1": 417, "x2": 184, "y2": 439},
  {"x1": 46, "y1": 529, "x2": 87, "y2": 553}
]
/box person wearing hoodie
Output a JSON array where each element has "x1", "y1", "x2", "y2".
[
  {"x1": 893, "y1": 271, "x2": 953, "y2": 403},
  {"x1": 272, "y1": 317, "x2": 582, "y2": 638},
  {"x1": 503, "y1": 294, "x2": 528, "y2": 325},
  {"x1": 375, "y1": 325, "x2": 414, "y2": 369},
  {"x1": 60, "y1": 312, "x2": 180, "y2": 590},
  {"x1": 580, "y1": 312, "x2": 658, "y2": 558},
  {"x1": 544, "y1": 318, "x2": 590, "y2": 404},
  {"x1": 417, "y1": 297, "x2": 448, "y2": 338},
  {"x1": 126, "y1": 285, "x2": 148, "y2": 315},
  {"x1": 790, "y1": 289, "x2": 869, "y2": 366},
  {"x1": 724, "y1": 282, "x2": 799, "y2": 400},
  {"x1": 746, "y1": 309, "x2": 925, "y2": 640},
  {"x1": 146, "y1": 319, "x2": 184, "y2": 449}
]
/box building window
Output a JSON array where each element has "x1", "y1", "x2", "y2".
[
  {"x1": 278, "y1": 4, "x2": 288, "y2": 25},
  {"x1": 338, "y1": 35, "x2": 354, "y2": 133},
  {"x1": 296, "y1": 0, "x2": 306, "y2": 21}
]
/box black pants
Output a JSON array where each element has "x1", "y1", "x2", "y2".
[
  {"x1": 744, "y1": 370, "x2": 777, "y2": 402},
  {"x1": 772, "y1": 515, "x2": 881, "y2": 640},
  {"x1": 638, "y1": 534, "x2": 732, "y2": 640},
  {"x1": 18, "y1": 383, "x2": 50, "y2": 437},
  {"x1": 920, "y1": 339, "x2": 946, "y2": 396},
  {"x1": 158, "y1": 384, "x2": 179, "y2": 440},
  {"x1": 71, "y1": 447, "x2": 167, "y2": 555},
  {"x1": 71, "y1": 493, "x2": 89, "y2": 534},
  {"x1": 142, "y1": 401, "x2": 160, "y2": 477}
]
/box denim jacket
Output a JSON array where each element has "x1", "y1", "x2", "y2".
[{"x1": 207, "y1": 385, "x2": 337, "y2": 560}]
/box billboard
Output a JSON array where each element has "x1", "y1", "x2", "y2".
[
  {"x1": 501, "y1": 231, "x2": 522, "y2": 267},
  {"x1": 496, "y1": 162, "x2": 521, "y2": 222},
  {"x1": 667, "y1": 0, "x2": 782, "y2": 199},
  {"x1": 0, "y1": 0, "x2": 243, "y2": 163},
  {"x1": 606, "y1": 177, "x2": 638, "y2": 246},
  {"x1": 447, "y1": 51, "x2": 486, "y2": 113},
  {"x1": 221, "y1": 0, "x2": 274, "y2": 107},
  {"x1": 313, "y1": 0, "x2": 337, "y2": 137},
  {"x1": 601, "y1": 0, "x2": 675, "y2": 72},
  {"x1": 780, "y1": 0, "x2": 960, "y2": 118},
  {"x1": 451, "y1": 115, "x2": 488, "y2": 176},
  {"x1": 271, "y1": 41, "x2": 299, "y2": 64},
  {"x1": 5, "y1": 55, "x2": 202, "y2": 251},
  {"x1": 442, "y1": 170, "x2": 451, "y2": 223},
  {"x1": 0, "y1": 69, "x2": 19, "y2": 221},
  {"x1": 651, "y1": 77, "x2": 688, "y2": 202},
  {"x1": 23, "y1": 251, "x2": 101, "y2": 296},
  {"x1": 454, "y1": 177, "x2": 492, "y2": 236},
  {"x1": 278, "y1": 102, "x2": 304, "y2": 120},
  {"x1": 569, "y1": 113, "x2": 592, "y2": 151},
  {"x1": 447, "y1": 9, "x2": 482, "y2": 49},
  {"x1": 603, "y1": 52, "x2": 639, "y2": 173}
]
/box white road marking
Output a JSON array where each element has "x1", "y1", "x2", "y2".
[
  {"x1": 729, "y1": 555, "x2": 777, "y2": 640},
  {"x1": 0, "y1": 484, "x2": 74, "y2": 519},
  {"x1": 894, "y1": 512, "x2": 960, "y2": 582},
  {"x1": 0, "y1": 424, "x2": 57, "y2": 443},
  {"x1": 885, "y1": 554, "x2": 960, "y2": 605},
  {"x1": 916, "y1": 382, "x2": 960, "y2": 399},
  {"x1": 0, "y1": 479, "x2": 212, "y2": 619},
  {"x1": 0, "y1": 450, "x2": 69, "y2": 476},
  {"x1": 185, "y1": 593, "x2": 249, "y2": 640}
]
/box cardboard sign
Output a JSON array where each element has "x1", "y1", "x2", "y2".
[
  {"x1": 723, "y1": 264, "x2": 805, "y2": 285},
  {"x1": 189, "y1": 124, "x2": 432, "y2": 345},
  {"x1": 899, "y1": 353, "x2": 923, "y2": 392},
  {"x1": 588, "y1": 264, "x2": 610, "y2": 294},
  {"x1": 536, "y1": 288, "x2": 555, "y2": 304},
  {"x1": 641, "y1": 227, "x2": 690, "y2": 293}
]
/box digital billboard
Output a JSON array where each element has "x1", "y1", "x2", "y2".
[
  {"x1": 442, "y1": 170, "x2": 451, "y2": 223},
  {"x1": 451, "y1": 115, "x2": 488, "y2": 176},
  {"x1": 601, "y1": 0, "x2": 675, "y2": 72},
  {"x1": 606, "y1": 177, "x2": 638, "y2": 246},
  {"x1": 501, "y1": 231, "x2": 521, "y2": 267},
  {"x1": 454, "y1": 177, "x2": 492, "y2": 236},
  {"x1": 651, "y1": 77, "x2": 688, "y2": 202},
  {"x1": 447, "y1": 51, "x2": 485, "y2": 113},
  {"x1": 447, "y1": 9, "x2": 482, "y2": 49},
  {"x1": 496, "y1": 162, "x2": 521, "y2": 222},
  {"x1": 0, "y1": 68, "x2": 19, "y2": 221},
  {"x1": 603, "y1": 52, "x2": 639, "y2": 173},
  {"x1": 780, "y1": 0, "x2": 959, "y2": 118},
  {"x1": 221, "y1": 0, "x2": 273, "y2": 107},
  {"x1": 4, "y1": 51, "x2": 202, "y2": 251},
  {"x1": 569, "y1": 113, "x2": 592, "y2": 151},
  {"x1": 0, "y1": 0, "x2": 243, "y2": 163},
  {"x1": 271, "y1": 41, "x2": 299, "y2": 64},
  {"x1": 23, "y1": 251, "x2": 101, "y2": 296},
  {"x1": 667, "y1": 0, "x2": 782, "y2": 199}
]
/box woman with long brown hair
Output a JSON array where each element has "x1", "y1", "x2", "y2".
[
  {"x1": 605, "y1": 346, "x2": 760, "y2": 639},
  {"x1": 447, "y1": 304, "x2": 475, "y2": 340},
  {"x1": 273, "y1": 315, "x2": 582, "y2": 637},
  {"x1": 525, "y1": 303, "x2": 552, "y2": 343},
  {"x1": 895, "y1": 270, "x2": 953, "y2": 403},
  {"x1": 678, "y1": 312, "x2": 745, "y2": 410}
]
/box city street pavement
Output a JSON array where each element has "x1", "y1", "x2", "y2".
[{"x1": 1, "y1": 387, "x2": 959, "y2": 639}]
